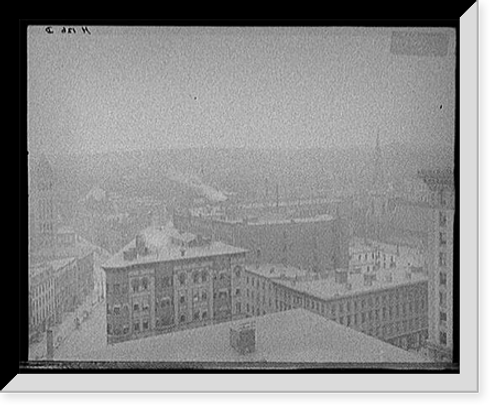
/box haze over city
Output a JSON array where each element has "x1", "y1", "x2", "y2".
[
  {"x1": 28, "y1": 26, "x2": 455, "y2": 155},
  {"x1": 27, "y1": 25, "x2": 456, "y2": 369}
]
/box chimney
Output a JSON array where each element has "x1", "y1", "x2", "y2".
[{"x1": 230, "y1": 321, "x2": 256, "y2": 355}]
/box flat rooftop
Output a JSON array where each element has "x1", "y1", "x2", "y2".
[
  {"x1": 102, "y1": 225, "x2": 247, "y2": 270},
  {"x1": 29, "y1": 257, "x2": 76, "y2": 280},
  {"x1": 246, "y1": 263, "x2": 320, "y2": 281},
  {"x1": 249, "y1": 265, "x2": 427, "y2": 300},
  {"x1": 75, "y1": 308, "x2": 428, "y2": 364}
]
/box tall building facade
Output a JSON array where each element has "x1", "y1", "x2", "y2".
[
  {"x1": 29, "y1": 154, "x2": 57, "y2": 256},
  {"x1": 102, "y1": 226, "x2": 247, "y2": 344},
  {"x1": 418, "y1": 169, "x2": 455, "y2": 362}
]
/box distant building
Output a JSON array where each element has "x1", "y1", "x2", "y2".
[
  {"x1": 173, "y1": 211, "x2": 349, "y2": 277},
  {"x1": 29, "y1": 155, "x2": 96, "y2": 345},
  {"x1": 74, "y1": 308, "x2": 430, "y2": 364},
  {"x1": 349, "y1": 239, "x2": 395, "y2": 274},
  {"x1": 101, "y1": 226, "x2": 247, "y2": 344},
  {"x1": 29, "y1": 154, "x2": 57, "y2": 256},
  {"x1": 244, "y1": 263, "x2": 429, "y2": 352},
  {"x1": 418, "y1": 169, "x2": 455, "y2": 362}
]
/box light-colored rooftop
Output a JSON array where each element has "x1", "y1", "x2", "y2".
[
  {"x1": 33, "y1": 237, "x2": 95, "y2": 261},
  {"x1": 49, "y1": 257, "x2": 76, "y2": 272},
  {"x1": 251, "y1": 266, "x2": 428, "y2": 300},
  {"x1": 75, "y1": 308, "x2": 428, "y2": 363},
  {"x1": 246, "y1": 263, "x2": 320, "y2": 282},
  {"x1": 102, "y1": 226, "x2": 247, "y2": 269}
]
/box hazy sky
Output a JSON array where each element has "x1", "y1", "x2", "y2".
[{"x1": 27, "y1": 26, "x2": 456, "y2": 155}]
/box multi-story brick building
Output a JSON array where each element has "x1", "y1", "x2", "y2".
[
  {"x1": 244, "y1": 263, "x2": 429, "y2": 351},
  {"x1": 29, "y1": 253, "x2": 94, "y2": 344},
  {"x1": 418, "y1": 169, "x2": 455, "y2": 362},
  {"x1": 173, "y1": 211, "x2": 349, "y2": 276},
  {"x1": 29, "y1": 265, "x2": 57, "y2": 341},
  {"x1": 102, "y1": 225, "x2": 247, "y2": 344}
]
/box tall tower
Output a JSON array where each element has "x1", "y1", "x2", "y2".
[
  {"x1": 29, "y1": 153, "x2": 56, "y2": 257},
  {"x1": 418, "y1": 169, "x2": 455, "y2": 362}
]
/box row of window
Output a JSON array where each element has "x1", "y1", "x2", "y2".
[
  {"x1": 439, "y1": 211, "x2": 447, "y2": 227},
  {"x1": 38, "y1": 222, "x2": 55, "y2": 233},
  {"x1": 439, "y1": 252, "x2": 447, "y2": 267},
  {"x1": 439, "y1": 271, "x2": 448, "y2": 286},
  {"x1": 440, "y1": 331, "x2": 448, "y2": 346},
  {"x1": 245, "y1": 302, "x2": 267, "y2": 316},
  {"x1": 439, "y1": 291, "x2": 448, "y2": 308},
  {"x1": 177, "y1": 265, "x2": 242, "y2": 286},
  {"x1": 274, "y1": 289, "x2": 426, "y2": 316}
]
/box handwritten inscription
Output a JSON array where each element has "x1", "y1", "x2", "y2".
[{"x1": 45, "y1": 26, "x2": 91, "y2": 35}]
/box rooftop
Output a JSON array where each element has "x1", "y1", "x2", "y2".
[
  {"x1": 102, "y1": 226, "x2": 247, "y2": 269},
  {"x1": 32, "y1": 237, "x2": 96, "y2": 261},
  {"x1": 49, "y1": 257, "x2": 76, "y2": 272},
  {"x1": 29, "y1": 257, "x2": 76, "y2": 281},
  {"x1": 250, "y1": 265, "x2": 427, "y2": 300},
  {"x1": 75, "y1": 309, "x2": 428, "y2": 364},
  {"x1": 246, "y1": 263, "x2": 320, "y2": 282}
]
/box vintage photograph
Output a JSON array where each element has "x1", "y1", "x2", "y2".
[{"x1": 25, "y1": 24, "x2": 457, "y2": 373}]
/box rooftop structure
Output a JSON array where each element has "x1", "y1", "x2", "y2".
[{"x1": 75, "y1": 308, "x2": 429, "y2": 364}]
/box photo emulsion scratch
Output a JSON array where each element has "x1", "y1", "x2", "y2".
[{"x1": 26, "y1": 25, "x2": 457, "y2": 372}]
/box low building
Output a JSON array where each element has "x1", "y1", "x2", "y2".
[
  {"x1": 173, "y1": 210, "x2": 349, "y2": 276},
  {"x1": 75, "y1": 308, "x2": 429, "y2": 364},
  {"x1": 244, "y1": 264, "x2": 429, "y2": 352},
  {"x1": 101, "y1": 225, "x2": 247, "y2": 344}
]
